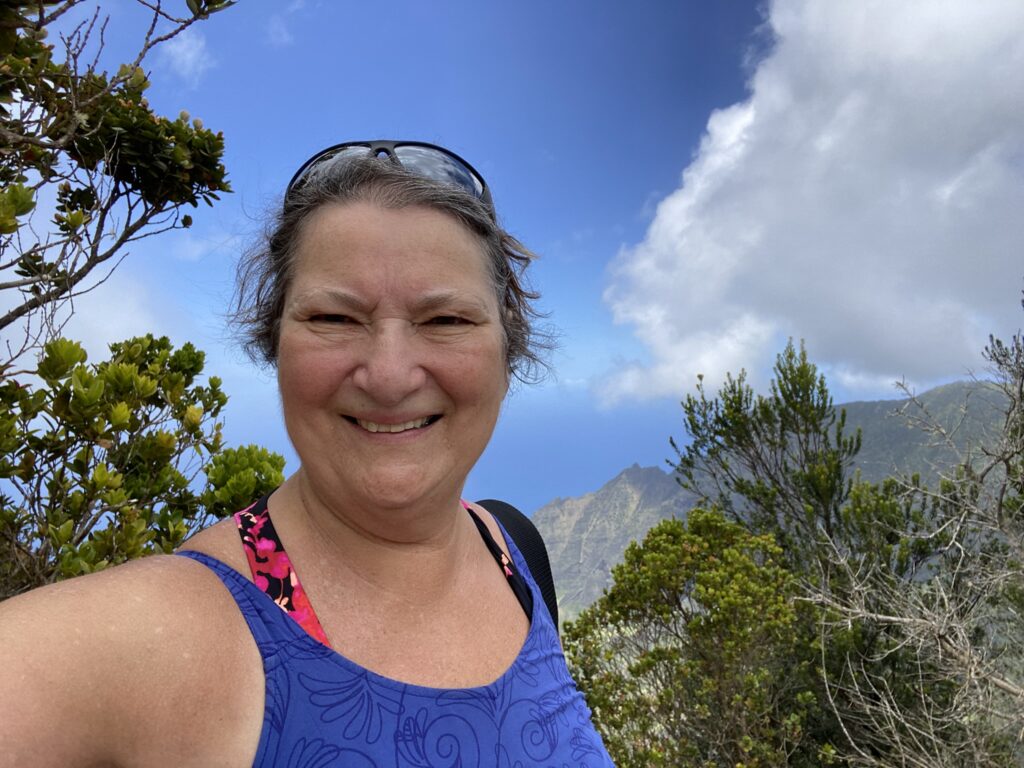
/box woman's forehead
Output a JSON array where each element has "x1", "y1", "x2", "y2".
[
  {"x1": 291, "y1": 202, "x2": 491, "y2": 278},
  {"x1": 295, "y1": 200, "x2": 483, "y2": 251}
]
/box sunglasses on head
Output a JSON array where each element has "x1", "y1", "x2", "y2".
[{"x1": 286, "y1": 140, "x2": 493, "y2": 211}]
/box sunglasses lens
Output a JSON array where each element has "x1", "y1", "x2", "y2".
[
  {"x1": 287, "y1": 145, "x2": 370, "y2": 193},
  {"x1": 393, "y1": 145, "x2": 485, "y2": 199},
  {"x1": 287, "y1": 142, "x2": 489, "y2": 210},
  {"x1": 301, "y1": 145, "x2": 371, "y2": 179}
]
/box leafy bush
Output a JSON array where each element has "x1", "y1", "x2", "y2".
[{"x1": 0, "y1": 335, "x2": 283, "y2": 599}]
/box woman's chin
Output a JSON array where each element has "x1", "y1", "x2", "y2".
[{"x1": 307, "y1": 463, "x2": 460, "y2": 514}]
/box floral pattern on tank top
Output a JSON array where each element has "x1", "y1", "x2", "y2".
[
  {"x1": 235, "y1": 501, "x2": 330, "y2": 646},
  {"x1": 234, "y1": 497, "x2": 534, "y2": 650}
]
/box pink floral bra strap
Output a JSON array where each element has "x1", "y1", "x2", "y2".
[{"x1": 234, "y1": 497, "x2": 331, "y2": 648}]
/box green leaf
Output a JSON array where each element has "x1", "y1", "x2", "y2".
[
  {"x1": 108, "y1": 401, "x2": 132, "y2": 429},
  {"x1": 37, "y1": 338, "x2": 88, "y2": 382},
  {"x1": 5, "y1": 184, "x2": 36, "y2": 216},
  {"x1": 182, "y1": 404, "x2": 203, "y2": 430},
  {"x1": 53, "y1": 519, "x2": 73, "y2": 546}
]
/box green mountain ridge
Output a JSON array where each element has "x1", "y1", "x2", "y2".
[{"x1": 534, "y1": 380, "x2": 1007, "y2": 619}]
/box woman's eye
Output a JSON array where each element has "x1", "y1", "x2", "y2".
[
  {"x1": 426, "y1": 315, "x2": 469, "y2": 326},
  {"x1": 310, "y1": 313, "x2": 353, "y2": 324}
]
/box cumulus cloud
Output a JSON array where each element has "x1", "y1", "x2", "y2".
[
  {"x1": 159, "y1": 29, "x2": 214, "y2": 87},
  {"x1": 600, "y1": 0, "x2": 1024, "y2": 405}
]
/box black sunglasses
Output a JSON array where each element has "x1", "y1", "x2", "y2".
[{"x1": 286, "y1": 140, "x2": 493, "y2": 211}]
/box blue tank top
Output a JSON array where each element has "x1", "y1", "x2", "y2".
[{"x1": 175, "y1": 526, "x2": 615, "y2": 767}]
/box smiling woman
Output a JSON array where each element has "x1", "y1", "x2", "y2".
[
  {"x1": 276, "y1": 201, "x2": 509, "y2": 518},
  {"x1": 0, "y1": 144, "x2": 615, "y2": 767}
]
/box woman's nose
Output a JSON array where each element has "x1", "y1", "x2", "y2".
[{"x1": 350, "y1": 322, "x2": 428, "y2": 404}]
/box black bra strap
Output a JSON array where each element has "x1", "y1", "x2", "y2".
[
  {"x1": 466, "y1": 508, "x2": 534, "y2": 622},
  {"x1": 476, "y1": 499, "x2": 558, "y2": 631}
]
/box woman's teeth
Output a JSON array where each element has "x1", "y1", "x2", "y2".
[{"x1": 355, "y1": 417, "x2": 433, "y2": 433}]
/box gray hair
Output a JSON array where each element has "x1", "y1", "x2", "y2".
[{"x1": 233, "y1": 154, "x2": 550, "y2": 383}]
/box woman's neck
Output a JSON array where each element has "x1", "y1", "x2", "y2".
[{"x1": 270, "y1": 471, "x2": 474, "y2": 601}]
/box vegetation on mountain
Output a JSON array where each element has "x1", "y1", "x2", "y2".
[
  {"x1": 534, "y1": 464, "x2": 693, "y2": 617},
  {"x1": 565, "y1": 509, "x2": 818, "y2": 767},
  {"x1": 566, "y1": 306, "x2": 1024, "y2": 766},
  {"x1": 842, "y1": 380, "x2": 1007, "y2": 486},
  {"x1": 810, "y1": 325, "x2": 1024, "y2": 767},
  {"x1": 0, "y1": 1, "x2": 283, "y2": 599},
  {"x1": 536, "y1": 380, "x2": 1007, "y2": 619}
]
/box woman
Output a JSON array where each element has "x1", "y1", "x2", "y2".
[{"x1": 0, "y1": 141, "x2": 615, "y2": 767}]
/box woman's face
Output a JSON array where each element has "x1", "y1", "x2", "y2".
[{"x1": 277, "y1": 201, "x2": 508, "y2": 514}]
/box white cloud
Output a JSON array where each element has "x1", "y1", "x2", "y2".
[
  {"x1": 159, "y1": 29, "x2": 214, "y2": 87},
  {"x1": 267, "y1": 15, "x2": 294, "y2": 47},
  {"x1": 57, "y1": 271, "x2": 181, "y2": 361},
  {"x1": 267, "y1": 0, "x2": 310, "y2": 47},
  {"x1": 171, "y1": 230, "x2": 244, "y2": 263},
  {"x1": 600, "y1": 0, "x2": 1024, "y2": 405},
  {"x1": 0, "y1": 268, "x2": 183, "y2": 370}
]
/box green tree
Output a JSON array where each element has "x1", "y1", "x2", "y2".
[
  {"x1": 565, "y1": 509, "x2": 818, "y2": 768},
  {"x1": 674, "y1": 341, "x2": 868, "y2": 575},
  {"x1": 670, "y1": 335, "x2": 1024, "y2": 766},
  {"x1": 0, "y1": 334, "x2": 284, "y2": 599},
  {"x1": 0, "y1": 2, "x2": 286, "y2": 600},
  {"x1": 566, "y1": 336, "x2": 1023, "y2": 764},
  {"x1": 0, "y1": 0, "x2": 233, "y2": 349}
]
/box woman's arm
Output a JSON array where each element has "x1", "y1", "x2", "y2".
[{"x1": 0, "y1": 555, "x2": 263, "y2": 768}]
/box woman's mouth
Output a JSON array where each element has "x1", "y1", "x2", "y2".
[{"x1": 344, "y1": 415, "x2": 441, "y2": 433}]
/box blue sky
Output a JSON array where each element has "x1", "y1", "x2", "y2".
[{"x1": 35, "y1": 0, "x2": 1024, "y2": 514}]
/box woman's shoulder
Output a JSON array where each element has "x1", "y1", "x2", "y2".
[
  {"x1": 0, "y1": 544, "x2": 248, "y2": 640},
  {"x1": 0, "y1": 551, "x2": 234, "y2": 649},
  {"x1": 464, "y1": 500, "x2": 512, "y2": 554},
  {"x1": 180, "y1": 515, "x2": 251, "y2": 573},
  {"x1": 0, "y1": 549, "x2": 263, "y2": 767}
]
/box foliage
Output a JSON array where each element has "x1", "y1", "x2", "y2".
[
  {"x1": 663, "y1": 330, "x2": 1024, "y2": 766},
  {"x1": 0, "y1": 2, "x2": 287, "y2": 604},
  {"x1": 673, "y1": 341, "x2": 867, "y2": 574},
  {"x1": 564, "y1": 509, "x2": 819, "y2": 767},
  {"x1": 806, "y1": 317, "x2": 1024, "y2": 767},
  {"x1": 0, "y1": 334, "x2": 283, "y2": 599},
  {"x1": 571, "y1": 327, "x2": 1024, "y2": 765},
  {"x1": 0, "y1": 0, "x2": 234, "y2": 353}
]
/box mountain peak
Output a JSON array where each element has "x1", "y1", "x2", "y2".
[
  {"x1": 614, "y1": 462, "x2": 668, "y2": 482},
  {"x1": 534, "y1": 463, "x2": 696, "y2": 618}
]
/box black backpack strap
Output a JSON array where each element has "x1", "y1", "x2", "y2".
[{"x1": 476, "y1": 499, "x2": 559, "y2": 631}]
